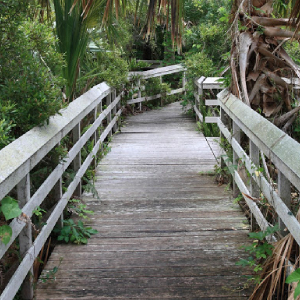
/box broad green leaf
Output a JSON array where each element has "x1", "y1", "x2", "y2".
[
  {"x1": 1, "y1": 197, "x2": 22, "y2": 220},
  {"x1": 80, "y1": 237, "x2": 87, "y2": 244},
  {"x1": 286, "y1": 268, "x2": 300, "y2": 284},
  {"x1": 0, "y1": 225, "x2": 12, "y2": 245},
  {"x1": 294, "y1": 283, "x2": 300, "y2": 298},
  {"x1": 87, "y1": 228, "x2": 98, "y2": 235}
]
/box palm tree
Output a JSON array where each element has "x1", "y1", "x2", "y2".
[
  {"x1": 76, "y1": 0, "x2": 184, "y2": 51},
  {"x1": 53, "y1": 0, "x2": 185, "y2": 100},
  {"x1": 229, "y1": 0, "x2": 300, "y2": 131},
  {"x1": 63, "y1": 0, "x2": 300, "y2": 122},
  {"x1": 54, "y1": 0, "x2": 94, "y2": 100}
]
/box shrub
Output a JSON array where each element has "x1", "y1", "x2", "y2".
[
  {"x1": 0, "y1": 10, "x2": 65, "y2": 148},
  {"x1": 77, "y1": 50, "x2": 129, "y2": 95}
]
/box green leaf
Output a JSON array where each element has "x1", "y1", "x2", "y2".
[
  {"x1": 80, "y1": 237, "x2": 87, "y2": 244},
  {"x1": 295, "y1": 283, "x2": 300, "y2": 298},
  {"x1": 1, "y1": 196, "x2": 22, "y2": 220},
  {"x1": 0, "y1": 225, "x2": 12, "y2": 245},
  {"x1": 286, "y1": 268, "x2": 300, "y2": 284},
  {"x1": 236, "y1": 259, "x2": 251, "y2": 266},
  {"x1": 87, "y1": 228, "x2": 98, "y2": 235}
]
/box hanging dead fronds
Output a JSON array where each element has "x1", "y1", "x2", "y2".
[
  {"x1": 141, "y1": 0, "x2": 184, "y2": 53},
  {"x1": 70, "y1": 0, "x2": 127, "y2": 24},
  {"x1": 248, "y1": 207, "x2": 300, "y2": 299},
  {"x1": 249, "y1": 233, "x2": 296, "y2": 300},
  {"x1": 71, "y1": 0, "x2": 184, "y2": 52}
]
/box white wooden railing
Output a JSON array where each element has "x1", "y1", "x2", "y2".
[
  {"x1": 218, "y1": 89, "x2": 300, "y2": 240},
  {"x1": 193, "y1": 77, "x2": 300, "y2": 247},
  {"x1": 5, "y1": 62, "x2": 300, "y2": 299},
  {"x1": 193, "y1": 76, "x2": 223, "y2": 123},
  {"x1": 128, "y1": 64, "x2": 186, "y2": 108},
  {"x1": 0, "y1": 65, "x2": 186, "y2": 300}
]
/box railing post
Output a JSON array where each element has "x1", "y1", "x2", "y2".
[
  {"x1": 138, "y1": 79, "x2": 142, "y2": 111},
  {"x1": 198, "y1": 78, "x2": 203, "y2": 108},
  {"x1": 220, "y1": 107, "x2": 227, "y2": 170},
  {"x1": 160, "y1": 76, "x2": 163, "y2": 107},
  {"x1": 17, "y1": 174, "x2": 33, "y2": 300},
  {"x1": 278, "y1": 171, "x2": 291, "y2": 235},
  {"x1": 72, "y1": 123, "x2": 82, "y2": 197},
  {"x1": 54, "y1": 177, "x2": 63, "y2": 228},
  {"x1": 106, "y1": 93, "x2": 112, "y2": 137},
  {"x1": 183, "y1": 71, "x2": 186, "y2": 96},
  {"x1": 112, "y1": 89, "x2": 117, "y2": 133},
  {"x1": 117, "y1": 100, "x2": 122, "y2": 130},
  {"x1": 98, "y1": 100, "x2": 103, "y2": 152},
  {"x1": 232, "y1": 122, "x2": 241, "y2": 198},
  {"x1": 93, "y1": 106, "x2": 98, "y2": 169},
  {"x1": 195, "y1": 77, "x2": 204, "y2": 123},
  {"x1": 250, "y1": 141, "x2": 260, "y2": 231}
]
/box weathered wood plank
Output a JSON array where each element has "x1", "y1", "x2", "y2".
[
  {"x1": 128, "y1": 64, "x2": 186, "y2": 80},
  {"x1": 205, "y1": 99, "x2": 220, "y2": 106},
  {"x1": 205, "y1": 116, "x2": 219, "y2": 123},
  {"x1": 202, "y1": 77, "x2": 224, "y2": 89},
  {"x1": 36, "y1": 102, "x2": 252, "y2": 299},
  {"x1": 0, "y1": 82, "x2": 111, "y2": 200}
]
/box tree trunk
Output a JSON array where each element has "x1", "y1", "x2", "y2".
[{"x1": 230, "y1": 0, "x2": 300, "y2": 128}]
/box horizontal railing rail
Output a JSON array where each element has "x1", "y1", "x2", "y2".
[
  {"x1": 3, "y1": 61, "x2": 300, "y2": 299},
  {"x1": 193, "y1": 76, "x2": 300, "y2": 124},
  {"x1": 0, "y1": 65, "x2": 186, "y2": 300},
  {"x1": 193, "y1": 74, "x2": 300, "y2": 250},
  {"x1": 193, "y1": 77, "x2": 223, "y2": 123},
  {"x1": 128, "y1": 64, "x2": 185, "y2": 80},
  {"x1": 216, "y1": 89, "x2": 300, "y2": 246},
  {"x1": 127, "y1": 64, "x2": 186, "y2": 109},
  {"x1": 0, "y1": 82, "x2": 122, "y2": 300}
]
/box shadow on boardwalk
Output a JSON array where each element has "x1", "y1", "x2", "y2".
[{"x1": 36, "y1": 102, "x2": 252, "y2": 299}]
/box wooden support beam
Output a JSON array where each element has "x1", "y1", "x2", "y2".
[
  {"x1": 278, "y1": 171, "x2": 291, "y2": 235},
  {"x1": 250, "y1": 141, "x2": 260, "y2": 231},
  {"x1": 17, "y1": 174, "x2": 33, "y2": 300},
  {"x1": 232, "y1": 122, "x2": 241, "y2": 198},
  {"x1": 72, "y1": 123, "x2": 82, "y2": 198},
  {"x1": 106, "y1": 93, "x2": 112, "y2": 138}
]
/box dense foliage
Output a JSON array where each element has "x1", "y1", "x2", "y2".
[
  {"x1": 0, "y1": 1, "x2": 64, "y2": 149},
  {"x1": 0, "y1": 0, "x2": 133, "y2": 149}
]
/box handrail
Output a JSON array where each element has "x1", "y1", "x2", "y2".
[
  {"x1": 0, "y1": 82, "x2": 120, "y2": 300},
  {"x1": 0, "y1": 83, "x2": 110, "y2": 200},
  {"x1": 127, "y1": 64, "x2": 186, "y2": 108},
  {"x1": 219, "y1": 89, "x2": 300, "y2": 191},
  {"x1": 193, "y1": 77, "x2": 300, "y2": 248},
  {"x1": 128, "y1": 64, "x2": 186, "y2": 80},
  {"x1": 218, "y1": 90, "x2": 300, "y2": 244},
  {"x1": 3, "y1": 62, "x2": 300, "y2": 299},
  {"x1": 193, "y1": 77, "x2": 223, "y2": 123},
  {"x1": 0, "y1": 65, "x2": 186, "y2": 300}
]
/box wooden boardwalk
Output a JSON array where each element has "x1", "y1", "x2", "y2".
[{"x1": 36, "y1": 102, "x2": 252, "y2": 299}]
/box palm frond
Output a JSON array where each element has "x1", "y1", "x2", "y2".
[
  {"x1": 74, "y1": 0, "x2": 184, "y2": 52},
  {"x1": 143, "y1": 0, "x2": 184, "y2": 53},
  {"x1": 54, "y1": 0, "x2": 89, "y2": 99}
]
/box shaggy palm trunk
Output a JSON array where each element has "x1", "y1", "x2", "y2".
[
  {"x1": 230, "y1": 0, "x2": 300, "y2": 132},
  {"x1": 231, "y1": 1, "x2": 300, "y2": 298}
]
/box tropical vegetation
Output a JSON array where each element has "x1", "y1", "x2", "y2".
[{"x1": 2, "y1": 0, "x2": 300, "y2": 298}]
